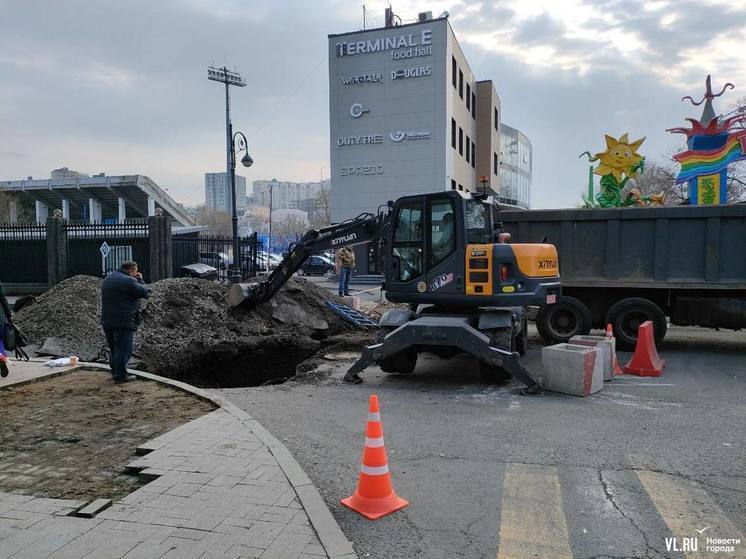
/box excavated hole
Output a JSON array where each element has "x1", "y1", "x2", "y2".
[{"x1": 141, "y1": 334, "x2": 321, "y2": 389}]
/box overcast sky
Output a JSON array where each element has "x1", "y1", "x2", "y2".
[{"x1": 1, "y1": 0, "x2": 744, "y2": 209}]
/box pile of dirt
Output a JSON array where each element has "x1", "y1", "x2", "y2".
[
  {"x1": 14, "y1": 275, "x2": 361, "y2": 386},
  {"x1": 13, "y1": 275, "x2": 107, "y2": 362}
]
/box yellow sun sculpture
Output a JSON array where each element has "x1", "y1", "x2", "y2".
[{"x1": 593, "y1": 133, "x2": 646, "y2": 182}]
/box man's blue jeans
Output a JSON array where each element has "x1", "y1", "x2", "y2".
[
  {"x1": 104, "y1": 327, "x2": 134, "y2": 380},
  {"x1": 339, "y1": 266, "x2": 352, "y2": 296}
]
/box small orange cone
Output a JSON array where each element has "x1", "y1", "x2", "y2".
[
  {"x1": 606, "y1": 323, "x2": 623, "y2": 375},
  {"x1": 623, "y1": 321, "x2": 665, "y2": 376},
  {"x1": 341, "y1": 394, "x2": 408, "y2": 520}
]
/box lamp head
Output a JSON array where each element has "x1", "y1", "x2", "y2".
[{"x1": 241, "y1": 153, "x2": 254, "y2": 168}]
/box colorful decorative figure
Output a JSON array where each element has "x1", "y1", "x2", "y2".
[
  {"x1": 667, "y1": 75, "x2": 746, "y2": 205},
  {"x1": 580, "y1": 133, "x2": 653, "y2": 208}
]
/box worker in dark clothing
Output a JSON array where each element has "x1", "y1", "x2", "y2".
[
  {"x1": 101, "y1": 261, "x2": 149, "y2": 383},
  {"x1": 0, "y1": 282, "x2": 12, "y2": 378}
]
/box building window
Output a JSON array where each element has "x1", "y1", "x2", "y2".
[
  {"x1": 458, "y1": 183, "x2": 463, "y2": 191},
  {"x1": 494, "y1": 108, "x2": 499, "y2": 131},
  {"x1": 452, "y1": 57, "x2": 457, "y2": 88},
  {"x1": 459, "y1": 127, "x2": 463, "y2": 156},
  {"x1": 451, "y1": 118, "x2": 456, "y2": 149},
  {"x1": 465, "y1": 135, "x2": 470, "y2": 161},
  {"x1": 494, "y1": 152, "x2": 498, "y2": 175},
  {"x1": 471, "y1": 92, "x2": 476, "y2": 118},
  {"x1": 458, "y1": 70, "x2": 463, "y2": 99},
  {"x1": 471, "y1": 141, "x2": 476, "y2": 168},
  {"x1": 451, "y1": 179, "x2": 456, "y2": 190},
  {"x1": 466, "y1": 84, "x2": 471, "y2": 109}
]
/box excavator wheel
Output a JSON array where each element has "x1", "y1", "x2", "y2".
[
  {"x1": 479, "y1": 327, "x2": 513, "y2": 382},
  {"x1": 515, "y1": 316, "x2": 528, "y2": 357},
  {"x1": 376, "y1": 327, "x2": 417, "y2": 375}
]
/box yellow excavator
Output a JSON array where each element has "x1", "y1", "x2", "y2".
[{"x1": 231, "y1": 190, "x2": 560, "y2": 394}]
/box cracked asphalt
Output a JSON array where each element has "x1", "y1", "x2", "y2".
[{"x1": 220, "y1": 325, "x2": 745, "y2": 558}]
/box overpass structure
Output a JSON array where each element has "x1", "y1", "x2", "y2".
[{"x1": 1, "y1": 174, "x2": 196, "y2": 227}]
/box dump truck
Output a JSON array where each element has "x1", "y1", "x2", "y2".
[
  {"x1": 231, "y1": 190, "x2": 561, "y2": 393},
  {"x1": 499, "y1": 204, "x2": 746, "y2": 349}
]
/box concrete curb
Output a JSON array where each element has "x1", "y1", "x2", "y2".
[{"x1": 81, "y1": 364, "x2": 357, "y2": 559}]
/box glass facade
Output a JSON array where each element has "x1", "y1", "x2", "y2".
[{"x1": 498, "y1": 124, "x2": 532, "y2": 209}]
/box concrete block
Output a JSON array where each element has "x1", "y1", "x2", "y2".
[
  {"x1": 569, "y1": 335, "x2": 614, "y2": 381},
  {"x1": 341, "y1": 296, "x2": 360, "y2": 310},
  {"x1": 541, "y1": 343, "x2": 604, "y2": 396}
]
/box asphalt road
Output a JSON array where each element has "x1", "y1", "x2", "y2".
[{"x1": 220, "y1": 326, "x2": 746, "y2": 558}]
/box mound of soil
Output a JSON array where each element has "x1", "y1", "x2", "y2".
[{"x1": 14, "y1": 275, "x2": 359, "y2": 386}]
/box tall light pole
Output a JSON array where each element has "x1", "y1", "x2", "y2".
[
  {"x1": 207, "y1": 65, "x2": 249, "y2": 283},
  {"x1": 267, "y1": 182, "x2": 273, "y2": 267}
]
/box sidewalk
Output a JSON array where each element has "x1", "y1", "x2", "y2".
[{"x1": 0, "y1": 361, "x2": 356, "y2": 559}]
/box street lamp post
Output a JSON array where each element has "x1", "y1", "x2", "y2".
[
  {"x1": 229, "y1": 130, "x2": 253, "y2": 280},
  {"x1": 267, "y1": 182, "x2": 273, "y2": 268},
  {"x1": 207, "y1": 65, "x2": 251, "y2": 283}
]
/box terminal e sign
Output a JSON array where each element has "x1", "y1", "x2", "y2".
[{"x1": 335, "y1": 29, "x2": 432, "y2": 57}]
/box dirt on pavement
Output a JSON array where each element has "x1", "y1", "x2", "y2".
[{"x1": 0, "y1": 369, "x2": 215, "y2": 502}]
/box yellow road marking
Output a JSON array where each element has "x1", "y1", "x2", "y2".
[
  {"x1": 637, "y1": 470, "x2": 745, "y2": 558},
  {"x1": 497, "y1": 463, "x2": 573, "y2": 559}
]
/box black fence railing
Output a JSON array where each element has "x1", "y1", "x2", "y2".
[
  {"x1": 173, "y1": 233, "x2": 261, "y2": 281},
  {"x1": 0, "y1": 224, "x2": 48, "y2": 284},
  {"x1": 65, "y1": 220, "x2": 151, "y2": 280}
]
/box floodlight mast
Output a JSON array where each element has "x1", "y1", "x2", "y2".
[{"x1": 207, "y1": 66, "x2": 247, "y2": 283}]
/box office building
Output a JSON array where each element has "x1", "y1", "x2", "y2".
[
  {"x1": 205, "y1": 172, "x2": 246, "y2": 214},
  {"x1": 328, "y1": 9, "x2": 503, "y2": 227},
  {"x1": 499, "y1": 124, "x2": 532, "y2": 209}
]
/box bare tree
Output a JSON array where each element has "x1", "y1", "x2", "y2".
[
  {"x1": 627, "y1": 161, "x2": 688, "y2": 206},
  {"x1": 310, "y1": 189, "x2": 332, "y2": 227},
  {"x1": 273, "y1": 214, "x2": 309, "y2": 250},
  {"x1": 0, "y1": 192, "x2": 34, "y2": 223},
  {"x1": 194, "y1": 206, "x2": 232, "y2": 236}
]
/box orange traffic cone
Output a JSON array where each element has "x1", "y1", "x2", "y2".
[
  {"x1": 341, "y1": 394, "x2": 408, "y2": 520},
  {"x1": 606, "y1": 324, "x2": 623, "y2": 375},
  {"x1": 623, "y1": 321, "x2": 665, "y2": 376}
]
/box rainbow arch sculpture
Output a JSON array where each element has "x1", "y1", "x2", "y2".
[{"x1": 668, "y1": 76, "x2": 746, "y2": 205}]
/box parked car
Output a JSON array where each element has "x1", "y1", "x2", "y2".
[
  {"x1": 180, "y1": 263, "x2": 218, "y2": 279},
  {"x1": 297, "y1": 255, "x2": 334, "y2": 276},
  {"x1": 199, "y1": 252, "x2": 231, "y2": 270}
]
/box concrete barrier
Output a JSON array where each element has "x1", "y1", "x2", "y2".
[
  {"x1": 341, "y1": 296, "x2": 361, "y2": 310},
  {"x1": 541, "y1": 343, "x2": 603, "y2": 396},
  {"x1": 569, "y1": 335, "x2": 614, "y2": 381}
]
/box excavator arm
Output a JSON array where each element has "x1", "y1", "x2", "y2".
[{"x1": 229, "y1": 207, "x2": 390, "y2": 307}]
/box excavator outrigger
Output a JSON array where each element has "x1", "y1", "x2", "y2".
[{"x1": 230, "y1": 190, "x2": 561, "y2": 394}]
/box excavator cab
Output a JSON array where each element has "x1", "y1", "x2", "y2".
[{"x1": 384, "y1": 191, "x2": 560, "y2": 309}]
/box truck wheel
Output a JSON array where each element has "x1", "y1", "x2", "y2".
[
  {"x1": 376, "y1": 328, "x2": 417, "y2": 375},
  {"x1": 536, "y1": 296, "x2": 591, "y2": 344},
  {"x1": 479, "y1": 328, "x2": 513, "y2": 382},
  {"x1": 606, "y1": 298, "x2": 667, "y2": 351}
]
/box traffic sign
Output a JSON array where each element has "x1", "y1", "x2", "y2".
[{"x1": 99, "y1": 242, "x2": 110, "y2": 258}]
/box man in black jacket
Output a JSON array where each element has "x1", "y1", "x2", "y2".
[{"x1": 101, "y1": 261, "x2": 149, "y2": 383}]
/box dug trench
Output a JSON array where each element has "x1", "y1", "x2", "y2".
[{"x1": 13, "y1": 275, "x2": 377, "y2": 388}]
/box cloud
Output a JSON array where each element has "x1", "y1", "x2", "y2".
[{"x1": 0, "y1": 0, "x2": 743, "y2": 209}]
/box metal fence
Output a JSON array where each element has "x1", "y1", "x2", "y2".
[
  {"x1": 66, "y1": 220, "x2": 151, "y2": 280},
  {"x1": 0, "y1": 224, "x2": 48, "y2": 284},
  {"x1": 173, "y1": 233, "x2": 261, "y2": 281}
]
